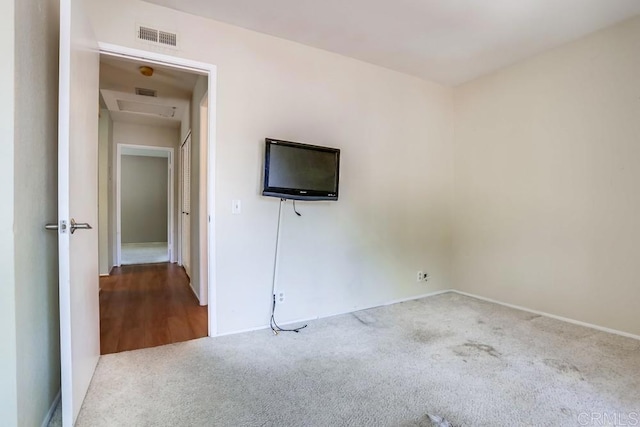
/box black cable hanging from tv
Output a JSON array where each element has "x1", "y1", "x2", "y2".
[
  {"x1": 292, "y1": 200, "x2": 302, "y2": 216},
  {"x1": 269, "y1": 198, "x2": 307, "y2": 335}
]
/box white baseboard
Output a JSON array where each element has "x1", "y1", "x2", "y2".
[
  {"x1": 452, "y1": 290, "x2": 640, "y2": 341},
  {"x1": 41, "y1": 389, "x2": 61, "y2": 427},
  {"x1": 213, "y1": 289, "x2": 640, "y2": 342},
  {"x1": 122, "y1": 241, "x2": 168, "y2": 246},
  {"x1": 188, "y1": 281, "x2": 201, "y2": 304},
  {"x1": 214, "y1": 324, "x2": 271, "y2": 337},
  {"x1": 213, "y1": 289, "x2": 454, "y2": 338},
  {"x1": 99, "y1": 265, "x2": 115, "y2": 277},
  {"x1": 372, "y1": 289, "x2": 454, "y2": 309},
  {"x1": 283, "y1": 289, "x2": 456, "y2": 328}
]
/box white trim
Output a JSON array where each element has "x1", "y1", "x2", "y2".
[
  {"x1": 41, "y1": 390, "x2": 61, "y2": 427},
  {"x1": 214, "y1": 289, "x2": 453, "y2": 337},
  {"x1": 116, "y1": 144, "x2": 174, "y2": 266},
  {"x1": 100, "y1": 43, "x2": 218, "y2": 337},
  {"x1": 187, "y1": 278, "x2": 199, "y2": 301},
  {"x1": 452, "y1": 290, "x2": 640, "y2": 341},
  {"x1": 99, "y1": 42, "x2": 211, "y2": 74},
  {"x1": 58, "y1": 1, "x2": 73, "y2": 423},
  {"x1": 207, "y1": 66, "x2": 218, "y2": 337}
]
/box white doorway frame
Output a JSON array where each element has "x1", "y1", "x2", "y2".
[
  {"x1": 116, "y1": 144, "x2": 175, "y2": 266},
  {"x1": 99, "y1": 42, "x2": 218, "y2": 337}
]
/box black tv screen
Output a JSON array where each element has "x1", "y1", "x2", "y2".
[{"x1": 263, "y1": 138, "x2": 340, "y2": 201}]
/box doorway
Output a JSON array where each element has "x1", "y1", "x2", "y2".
[
  {"x1": 57, "y1": 8, "x2": 217, "y2": 421},
  {"x1": 117, "y1": 144, "x2": 174, "y2": 266},
  {"x1": 97, "y1": 50, "x2": 214, "y2": 354}
]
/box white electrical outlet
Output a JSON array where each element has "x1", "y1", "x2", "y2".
[
  {"x1": 417, "y1": 271, "x2": 424, "y2": 282},
  {"x1": 277, "y1": 291, "x2": 285, "y2": 304}
]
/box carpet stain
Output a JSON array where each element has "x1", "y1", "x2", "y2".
[
  {"x1": 352, "y1": 312, "x2": 377, "y2": 326},
  {"x1": 452, "y1": 341, "x2": 501, "y2": 358},
  {"x1": 426, "y1": 413, "x2": 454, "y2": 427},
  {"x1": 476, "y1": 319, "x2": 486, "y2": 325},
  {"x1": 411, "y1": 329, "x2": 443, "y2": 344},
  {"x1": 404, "y1": 413, "x2": 456, "y2": 427},
  {"x1": 543, "y1": 359, "x2": 584, "y2": 381},
  {"x1": 526, "y1": 315, "x2": 542, "y2": 321}
]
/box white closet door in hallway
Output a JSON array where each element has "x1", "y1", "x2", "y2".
[{"x1": 181, "y1": 134, "x2": 191, "y2": 277}]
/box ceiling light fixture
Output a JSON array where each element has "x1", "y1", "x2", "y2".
[{"x1": 139, "y1": 66, "x2": 154, "y2": 77}]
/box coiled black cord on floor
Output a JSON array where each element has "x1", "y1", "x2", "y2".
[{"x1": 270, "y1": 294, "x2": 307, "y2": 335}]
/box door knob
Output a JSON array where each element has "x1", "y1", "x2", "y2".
[
  {"x1": 44, "y1": 219, "x2": 91, "y2": 234},
  {"x1": 70, "y1": 218, "x2": 92, "y2": 234}
]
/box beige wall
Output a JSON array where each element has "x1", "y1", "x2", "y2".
[
  {"x1": 13, "y1": 0, "x2": 61, "y2": 425},
  {"x1": 121, "y1": 155, "x2": 169, "y2": 244},
  {"x1": 453, "y1": 16, "x2": 640, "y2": 336},
  {"x1": 188, "y1": 75, "x2": 208, "y2": 300},
  {"x1": 112, "y1": 121, "x2": 179, "y2": 262},
  {"x1": 108, "y1": 116, "x2": 116, "y2": 269},
  {"x1": 87, "y1": 0, "x2": 456, "y2": 334},
  {"x1": 98, "y1": 109, "x2": 113, "y2": 274},
  {"x1": 113, "y1": 121, "x2": 179, "y2": 149},
  {"x1": 0, "y1": 0, "x2": 18, "y2": 423}
]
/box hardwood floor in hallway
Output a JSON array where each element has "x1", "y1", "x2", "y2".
[{"x1": 99, "y1": 263, "x2": 207, "y2": 355}]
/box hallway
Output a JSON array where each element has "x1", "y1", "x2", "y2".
[{"x1": 99, "y1": 263, "x2": 207, "y2": 354}]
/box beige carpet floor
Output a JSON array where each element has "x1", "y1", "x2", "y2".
[{"x1": 50, "y1": 293, "x2": 640, "y2": 426}]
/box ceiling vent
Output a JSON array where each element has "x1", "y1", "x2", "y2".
[
  {"x1": 117, "y1": 99, "x2": 177, "y2": 118},
  {"x1": 159, "y1": 31, "x2": 177, "y2": 47},
  {"x1": 137, "y1": 26, "x2": 158, "y2": 43},
  {"x1": 135, "y1": 87, "x2": 158, "y2": 97},
  {"x1": 136, "y1": 25, "x2": 178, "y2": 48}
]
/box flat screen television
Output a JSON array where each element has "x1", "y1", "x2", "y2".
[{"x1": 262, "y1": 138, "x2": 340, "y2": 201}]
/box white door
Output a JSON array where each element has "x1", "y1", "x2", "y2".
[
  {"x1": 58, "y1": 0, "x2": 100, "y2": 425},
  {"x1": 181, "y1": 135, "x2": 192, "y2": 277}
]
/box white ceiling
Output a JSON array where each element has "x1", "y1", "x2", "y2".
[
  {"x1": 101, "y1": 89, "x2": 189, "y2": 129},
  {"x1": 143, "y1": 0, "x2": 640, "y2": 85},
  {"x1": 100, "y1": 55, "x2": 199, "y2": 127}
]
